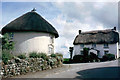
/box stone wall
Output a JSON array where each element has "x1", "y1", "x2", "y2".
[{"x1": 1, "y1": 57, "x2": 63, "y2": 78}]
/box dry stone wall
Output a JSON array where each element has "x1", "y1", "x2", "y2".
[{"x1": 1, "y1": 57, "x2": 63, "y2": 78}]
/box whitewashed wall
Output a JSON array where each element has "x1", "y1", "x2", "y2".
[
  {"x1": 73, "y1": 43, "x2": 119, "y2": 58},
  {"x1": 12, "y1": 32, "x2": 55, "y2": 56}
]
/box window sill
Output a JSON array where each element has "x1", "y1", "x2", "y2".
[{"x1": 104, "y1": 47, "x2": 109, "y2": 48}]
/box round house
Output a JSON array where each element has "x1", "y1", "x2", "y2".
[{"x1": 2, "y1": 10, "x2": 59, "y2": 56}]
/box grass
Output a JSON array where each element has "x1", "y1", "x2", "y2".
[{"x1": 64, "y1": 58, "x2": 70, "y2": 62}]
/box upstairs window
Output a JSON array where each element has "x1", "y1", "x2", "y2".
[
  {"x1": 104, "y1": 43, "x2": 109, "y2": 48},
  {"x1": 50, "y1": 36, "x2": 54, "y2": 43},
  {"x1": 80, "y1": 44, "x2": 84, "y2": 48},
  {"x1": 92, "y1": 44, "x2": 96, "y2": 48}
]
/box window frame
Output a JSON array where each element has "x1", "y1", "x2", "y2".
[
  {"x1": 92, "y1": 43, "x2": 96, "y2": 48},
  {"x1": 50, "y1": 36, "x2": 54, "y2": 43},
  {"x1": 80, "y1": 44, "x2": 84, "y2": 48},
  {"x1": 104, "y1": 43, "x2": 109, "y2": 48}
]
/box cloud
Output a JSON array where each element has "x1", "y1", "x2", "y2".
[
  {"x1": 51, "y1": 14, "x2": 105, "y2": 58},
  {"x1": 49, "y1": 2, "x2": 117, "y2": 58},
  {"x1": 53, "y1": 2, "x2": 118, "y2": 28},
  {"x1": 1, "y1": 2, "x2": 118, "y2": 58}
]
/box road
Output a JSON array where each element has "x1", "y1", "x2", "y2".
[{"x1": 11, "y1": 60, "x2": 120, "y2": 79}]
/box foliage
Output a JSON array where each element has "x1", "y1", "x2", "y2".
[
  {"x1": 38, "y1": 53, "x2": 48, "y2": 60},
  {"x1": 56, "y1": 53, "x2": 63, "y2": 58},
  {"x1": 29, "y1": 52, "x2": 38, "y2": 58},
  {"x1": 83, "y1": 47, "x2": 89, "y2": 56},
  {"x1": 2, "y1": 50, "x2": 13, "y2": 65},
  {"x1": 50, "y1": 53, "x2": 57, "y2": 58},
  {"x1": 89, "y1": 52, "x2": 99, "y2": 62},
  {"x1": 2, "y1": 33, "x2": 15, "y2": 50},
  {"x1": 1, "y1": 33, "x2": 15, "y2": 64},
  {"x1": 73, "y1": 55, "x2": 84, "y2": 63},
  {"x1": 72, "y1": 47, "x2": 90, "y2": 63},
  {"x1": 64, "y1": 58, "x2": 70, "y2": 62},
  {"x1": 18, "y1": 54, "x2": 26, "y2": 59},
  {"x1": 102, "y1": 53, "x2": 115, "y2": 61},
  {"x1": 72, "y1": 47, "x2": 100, "y2": 63},
  {"x1": 63, "y1": 58, "x2": 71, "y2": 64}
]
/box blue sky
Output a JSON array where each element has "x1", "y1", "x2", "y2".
[{"x1": 1, "y1": 2, "x2": 118, "y2": 58}]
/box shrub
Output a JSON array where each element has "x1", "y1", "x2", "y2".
[
  {"x1": 56, "y1": 53, "x2": 63, "y2": 58},
  {"x1": 37, "y1": 53, "x2": 48, "y2": 60},
  {"x1": 50, "y1": 54, "x2": 57, "y2": 58},
  {"x1": 18, "y1": 54, "x2": 26, "y2": 59},
  {"x1": 2, "y1": 33, "x2": 15, "y2": 50},
  {"x1": 73, "y1": 55, "x2": 84, "y2": 63},
  {"x1": 89, "y1": 52, "x2": 99, "y2": 62},
  {"x1": 2, "y1": 50, "x2": 13, "y2": 65},
  {"x1": 63, "y1": 58, "x2": 71, "y2": 64},
  {"x1": 83, "y1": 47, "x2": 89, "y2": 56},
  {"x1": 64, "y1": 58, "x2": 70, "y2": 62},
  {"x1": 29, "y1": 52, "x2": 38, "y2": 58},
  {"x1": 102, "y1": 53, "x2": 115, "y2": 61}
]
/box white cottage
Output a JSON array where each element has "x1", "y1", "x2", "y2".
[
  {"x1": 1, "y1": 10, "x2": 59, "y2": 55},
  {"x1": 72, "y1": 27, "x2": 119, "y2": 58}
]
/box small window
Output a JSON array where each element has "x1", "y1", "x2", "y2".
[
  {"x1": 92, "y1": 44, "x2": 96, "y2": 48},
  {"x1": 50, "y1": 36, "x2": 54, "y2": 43},
  {"x1": 80, "y1": 44, "x2": 84, "y2": 48},
  {"x1": 49, "y1": 47, "x2": 53, "y2": 54},
  {"x1": 104, "y1": 43, "x2": 109, "y2": 48},
  {"x1": 104, "y1": 51, "x2": 109, "y2": 55}
]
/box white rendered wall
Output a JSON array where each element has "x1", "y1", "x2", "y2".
[
  {"x1": 73, "y1": 43, "x2": 119, "y2": 58},
  {"x1": 12, "y1": 32, "x2": 55, "y2": 56}
]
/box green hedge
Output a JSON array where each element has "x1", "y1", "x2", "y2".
[
  {"x1": 29, "y1": 52, "x2": 38, "y2": 58},
  {"x1": 18, "y1": 54, "x2": 26, "y2": 59},
  {"x1": 102, "y1": 54, "x2": 115, "y2": 61},
  {"x1": 50, "y1": 54, "x2": 57, "y2": 58},
  {"x1": 38, "y1": 53, "x2": 48, "y2": 60}
]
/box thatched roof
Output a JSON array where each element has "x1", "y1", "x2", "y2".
[
  {"x1": 73, "y1": 29, "x2": 119, "y2": 45},
  {"x1": 1, "y1": 11, "x2": 59, "y2": 38}
]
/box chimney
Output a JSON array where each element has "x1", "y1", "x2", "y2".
[
  {"x1": 113, "y1": 27, "x2": 116, "y2": 31},
  {"x1": 79, "y1": 30, "x2": 81, "y2": 34}
]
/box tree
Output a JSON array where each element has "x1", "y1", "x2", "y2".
[
  {"x1": 2, "y1": 33, "x2": 14, "y2": 64},
  {"x1": 83, "y1": 47, "x2": 90, "y2": 62},
  {"x1": 83, "y1": 47, "x2": 89, "y2": 56},
  {"x1": 2, "y1": 33, "x2": 14, "y2": 50}
]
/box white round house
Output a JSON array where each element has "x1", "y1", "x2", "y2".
[{"x1": 2, "y1": 10, "x2": 59, "y2": 56}]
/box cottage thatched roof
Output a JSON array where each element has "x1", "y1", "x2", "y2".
[
  {"x1": 1, "y1": 11, "x2": 59, "y2": 38},
  {"x1": 73, "y1": 29, "x2": 119, "y2": 45}
]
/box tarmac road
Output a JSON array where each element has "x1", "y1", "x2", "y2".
[{"x1": 10, "y1": 59, "x2": 120, "y2": 79}]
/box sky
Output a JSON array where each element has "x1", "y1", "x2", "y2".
[{"x1": 0, "y1": 1, "x2": 119, "y2": 58}]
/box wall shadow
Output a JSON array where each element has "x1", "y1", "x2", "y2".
[{"x1": 75, "y1": 66, "x2": 120, "y2": 80}]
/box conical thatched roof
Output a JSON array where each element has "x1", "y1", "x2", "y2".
[
  {"x1": 1, "y1": 11, "x2": 59, "y2": 38},
  {"x1": 73, "y1": 29, "x2": 119, "y2": 45}
]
